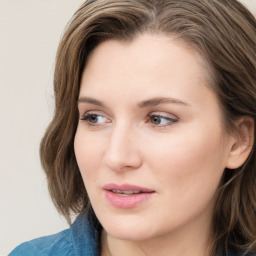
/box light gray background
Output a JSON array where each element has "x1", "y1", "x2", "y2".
[
  {"x1": 0, "y1": 0, "x2": 255, "y2": 255},
  {"x1": 0, "y1": 1, "x2": 84, "y2": 254}
]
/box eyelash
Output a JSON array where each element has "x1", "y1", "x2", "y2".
[{"x1": 80, "y1": 112, "x2": 178, "y2": 127}]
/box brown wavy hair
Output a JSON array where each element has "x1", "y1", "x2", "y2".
[{"x1": 40, "y1": 0, "x2": 256, "y2": 255}]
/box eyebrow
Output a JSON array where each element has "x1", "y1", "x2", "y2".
[
  {"x1": 78, "y1": 96, "x2": 190, "y2": 108},
  {"x1": 138, "y1": 97, "x2": 190, "y2": 108},
  {"x1": 78, "y1": 97, "x2": 106, "y2": 107}
]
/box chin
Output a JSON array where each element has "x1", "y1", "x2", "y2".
[
  {"x1": 98, "y1": 213, "x2": 157, "y2": 241},
  {"x1": 107, "y1": 227, "x2": 154, "y2": 241}
]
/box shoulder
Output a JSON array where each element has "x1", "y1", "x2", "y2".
[
  {"x1": 9, "y1": 228, "x2": 74, "y2": 256},
  {"x1": 9, "y1": 213, "x2": 101, "y2": 256}
]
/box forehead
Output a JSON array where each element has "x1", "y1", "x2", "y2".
[{"x1": 80, "y1": 34, "x2": 212, "y2": 100}]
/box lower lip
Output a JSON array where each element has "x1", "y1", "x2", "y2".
[{"x1": 104, "y1": 190, "x2": 154, "y2": 209}]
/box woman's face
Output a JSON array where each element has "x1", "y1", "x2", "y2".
[{"x1": 74, "y1": 34, "x2": 234, "y2": 242}]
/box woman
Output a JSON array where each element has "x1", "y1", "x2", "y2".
[{"x1": 10, "y1": 0, "x2": 256, "y2": 255}]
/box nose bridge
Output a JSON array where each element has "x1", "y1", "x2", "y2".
[{"x1": 103, "y1": 121, "x2": 141, "y2": 171}]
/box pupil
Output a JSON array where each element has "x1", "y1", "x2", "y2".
[
  {"x1": 152, "y1": 116, "x2": 161, "y2": 124},
  {"x1": 89, "y1": 115, "x2": 98, "y2": 123}
]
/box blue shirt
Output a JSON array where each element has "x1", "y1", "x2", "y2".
[{"x1": 9, "y1": 213, "x2": 100, "y2": 256}]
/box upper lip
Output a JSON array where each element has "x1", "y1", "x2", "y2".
[{"x1": 103, "y1": 183, "x2": 155, "y2": 193}]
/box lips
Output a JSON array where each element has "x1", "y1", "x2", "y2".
[{"x1": 103, "y1": 183, "x2": 155, "y2": 208}]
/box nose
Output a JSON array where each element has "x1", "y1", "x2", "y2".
[{"x1": 103, "y1": 124, "x2": 142, "y2": 172}]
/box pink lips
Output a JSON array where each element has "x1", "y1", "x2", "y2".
[{"x1": 103, "y1": 183, "x2": 155, "y2": 209}]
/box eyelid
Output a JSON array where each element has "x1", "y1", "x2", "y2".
[
  {"x1": 80, "y1": 110, "x2": 107, "y2": 119},
  {"x1": 149, "y1": 111, "x2": 178, "y2": 120}
]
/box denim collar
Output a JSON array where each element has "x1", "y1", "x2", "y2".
[{"x1": 71, "y1": 213, "x2": 101, "y2": 256}]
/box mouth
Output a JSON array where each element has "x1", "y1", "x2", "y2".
[
  {"x1": 103, "y1": 183, "x2": 155, "y2": 208},
  {"x1": 109, "y1": 189, "x2": 145, "y2": 196}
]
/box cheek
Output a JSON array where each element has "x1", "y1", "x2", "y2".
[
  {"x1": 146, "y1": 126, "x2": 227, "y2": 198},
  {"x1": 74, "y1": 129, "x2": 104, "y2": 183}
]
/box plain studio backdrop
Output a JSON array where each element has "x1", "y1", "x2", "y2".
[{"x1": 0, "y1": 0, "x2": 255, "y2": 255}]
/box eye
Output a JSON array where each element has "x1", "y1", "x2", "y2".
[
  {"x1": 149, "y1": 113, "x2": 178, "y2": 127},
  {"x1": 80, "y1": 112, "x2": 110, "y2": 126}
]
